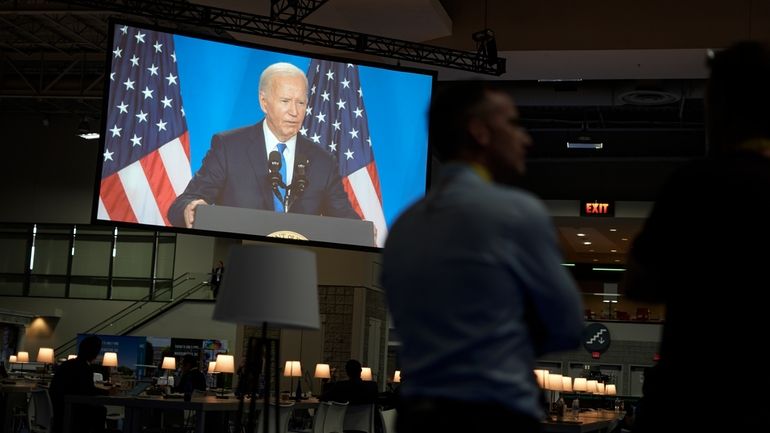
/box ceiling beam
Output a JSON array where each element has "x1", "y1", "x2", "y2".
[{"x1": 270, "y1": 0, "x2": 329, "y2": 22}]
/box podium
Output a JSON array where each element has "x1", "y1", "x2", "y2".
[{"x1": 193, "y1": 205, "x2": 376, "y2": 247}]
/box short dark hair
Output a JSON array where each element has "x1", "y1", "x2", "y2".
[
  {"x1": 707, "y1": 41, "x2": 770, "y2": 154},
  {"x1": 182, "y1": 354, "x2": 198, "y2": 368},
  {"x1": 428, "y1": 81, "x2": 503, "y2": 161},
  {"x1": 78, "y1": 335, "x2": 102, "y2": 361},
  {"x1": 345, "y1": 359, "x2": 362, "y2": 378}
]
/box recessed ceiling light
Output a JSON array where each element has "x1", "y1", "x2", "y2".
[
  {"x1": 577, "y1": 233, "x2": 586, "y2": 237},
  {"x1": 609, "y1": 228, "x2": 617, "y2": 232},
  {"x1": 610, "y1": 249, "x2": 617, "y2": 253},
  {"x1": 583, "y1": 241, "x2": 592, "y2": 245},
  {"x1": 614, "y1": 259, "x2": 620, "y2": 262},
  {"x1": 589, "y1": 249, "x2": 594, "y2": 252},
  {"x1": 621, "y1": 238, "x2": 628, "y2": 241},
  {"x1": 592, "y1": 259, "x2": 598, "y2": 262}
]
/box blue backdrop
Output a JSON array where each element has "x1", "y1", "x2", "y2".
[{"x1": 174, "y1": 35, "x2": 432, "y2": 228}]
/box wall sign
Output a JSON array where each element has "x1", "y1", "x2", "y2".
[
  {"x1": 583, "y1": 323, "x2": 611, "y2": 353},
  {"x1": 580, "y1": 200, "x2": 615, "y2": 217}
]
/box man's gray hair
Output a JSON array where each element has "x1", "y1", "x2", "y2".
[{"x1": 259, "y1": 62, "x2": 308, "y2": 96}]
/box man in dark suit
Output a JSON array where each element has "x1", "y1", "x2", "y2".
[
  {"x1": 167, "y1": 62, "x2": 359, "y2": 228},
  {"x1": 320, "y1": 359, "x2": 378, "y2": 404}
]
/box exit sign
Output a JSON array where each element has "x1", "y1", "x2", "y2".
[{"x1": 581, "y1": 200, "x2": 615, "y2": 217}]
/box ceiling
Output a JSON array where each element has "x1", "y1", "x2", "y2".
[{"x1": 1, "y1": 0, "x2": 763, "y2": 268}]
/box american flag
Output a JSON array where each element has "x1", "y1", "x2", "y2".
[
  {"x1": 301, "y1": 60, "x2": 387, "y2": 246},
  {"x1": 98, "y1": 25, "x2": 191, "y2": 226}
]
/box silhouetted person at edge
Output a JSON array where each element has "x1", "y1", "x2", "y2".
[
  {"x1": 624, "y1": 41, "x2": 770, "y2": 432},
  {"x1": 210, "y1": 260, "x2": 224, "y2": 298},
  {"x1": 174, "y1": 354, "x2": 207, "y2": 395},
  {"x1": 320, "y1": 359, "x2": 378, "y2": 404},
  {"x1": 49, "y1": 335, "x2": 114, "y2": 433}
]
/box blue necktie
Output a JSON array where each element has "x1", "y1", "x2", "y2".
[{"x1": 274, "y1": 142, "x2": 287, "y2": 212}]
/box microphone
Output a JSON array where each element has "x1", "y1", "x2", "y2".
[
  {"x1": 267, "y1": 150, "x2": 286, "y2": 205},
  {"x1": 286, "y1": 156, "x2": 310, "y2": 211}
]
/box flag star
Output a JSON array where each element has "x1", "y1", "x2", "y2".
[
  {"x1": 165, "y1": 73, "x2": 177, "y2": 85},
  {"x1": 116, "y1": 101, "x2": 128, "y2": 114},
  {"x1": 130, "y1": 134, "x2": 142, "y2": 147},
  {"x1": 156, "y1": 119, "x2": 167, "y2": 131},
  {"x1": 147, "y1": 64, "x2": 158, "y2": 76},
  {"x1": 315, "y1": 112, "x2": 326, "y2": 123},
  {"x1": 341, "y1": 78, "x2": 350, "y2": 89},
  {"x1": 344, "y1": 149, "x2": 355, "y2": 160},
  {"x1": 170, "y1": 52, "x2": 176, "y2": 62},
  {"x1": 311, "y1": 85, "x2": 316, "y2": 95},
  {"x1": 299, "y1": 126, "x2": 308, "y2": 136},
  {"x1": 329, "y1": 141, "x2": 337, "y2": 152},
  {"x1": 120, "y1": 26, "x2": 128, "y2": 35},
  {"x1": 161, "y1": 96, "x2": 173, "y2": 108},
  {"x1": 321, "y1": 91, "x2": 330, "y2": 102},
  {"x1": 103, "y1": 148, "x2": 114, "y2": 161},
  {"x1": 349, "y1": 128, "x2": 359, "y2": 139},
  {"x1": 336, "y1": 99, "x2": 346, "y2": 110},
  {"x1": 358, "y1": 87, "x2": 363, "y2": 98},
  {"x1": 347, "y1": 63, "x2": 354, "y2": 68},
  {"x1": 134, "y1": 31, "x2": 146, "y2": 43},
  {"x1": 123, "y1": 78, "x2": 134, "y2": 90},
  {"x1": 110, "y1": 72, "x2": 115, "y2": 81},
  {"x1": 112, "y1": 47, "x2": 122, "y2": 58},
  {"x1": 135, "y1": 110, "x2": 148, "y2": 123},
  {"x1": 367, "y1": 137, "x2": 372, "y2": 147},
  {"x1": 326, "y1": 69, "x2": 334, "y2": 80},
  {"x1": 181, "y1": 107, "x2": 185, "y2": 117},
  {"x1": 141, "y1": 86, "x2": 154, "y2": 99},
  {"x1": 310, "y1": 133, "x2": 321, "y2": 143},
  {"x1": 332, "y1": 120, "x2": 341, "y2": 131},
  {"x1": 110, "y1": 124, "x2": 122, "y2": 137},
  {"x1": 354, "y1": 107, "x2": 363, "y2": 118},
  {"x1": 316, "y1": 64, "x2": 320, "y2": 72},
  {"x1": 153, "y1": 41, "x2": 163, "y2": 53},
  {"x1": 306, "y1": 106, "x2": 313, "y2": 116},
  {"x1": 129, "y1": 55, "x2": 139, "y2": 67}
]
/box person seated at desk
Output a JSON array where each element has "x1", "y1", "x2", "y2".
[
  {"x1": 49, "y1": 335, "x2": 116, "y2": 433},
  {"x1": 173, "y1": 354, "x2": 206, "y2": 395},
  {"x1": 320, "y1": 359, "x2": 378, "y2": 404}
]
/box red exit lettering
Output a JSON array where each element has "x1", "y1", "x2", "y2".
[{"x1": 585, "y1": 203, "x2": 609, "y2": 214}]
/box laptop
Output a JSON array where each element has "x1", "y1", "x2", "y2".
[{"x1": 126, "y1": 381, "x2": 153, "y2": 396}]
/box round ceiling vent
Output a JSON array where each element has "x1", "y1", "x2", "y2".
[{"x1": 618, "y1": 90, "x2": 680, "y2": 106}]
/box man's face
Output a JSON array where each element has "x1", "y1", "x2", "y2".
[
  {"x1": 260, "y1": 74, "x2": 308, "y2": 142},
  {"x1": 480, "y1": 91, "x2": 532, "y2": 183}
]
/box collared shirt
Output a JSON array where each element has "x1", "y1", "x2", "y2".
[
  {"x1": 262, "y1": 121, "x2": 296, "y2": 185},
  {"x1": 382, "y1": 163, "x2": 583, "y2": 419}
]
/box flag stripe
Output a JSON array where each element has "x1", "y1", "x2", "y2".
[
  {"x1": 100, "y1": 173, "x2": 138, "y2": 223},
  {"x1": 342, "y1": 177, "x2": 364, "y2": 218},
  {"x1": 140, "y1": 149, "x2": 175, "y2": 227},
  {"x1": 118, "y1": 160, "x2": 166, "y2": 226},
  {"x1": 158, "y1": 133, "x2": 192, "y2": 195},
  {"x1": 348, "y1": 165, "x2": 388, "y2": 246}
]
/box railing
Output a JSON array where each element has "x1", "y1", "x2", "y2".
[{"x1": 54, "y1": 272, "x2": 211, "y2": 356}]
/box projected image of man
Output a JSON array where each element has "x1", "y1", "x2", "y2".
[{"x1": 167, "y1": 62, "x2": 358, "y2": 228}]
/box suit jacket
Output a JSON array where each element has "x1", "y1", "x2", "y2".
[
  {"x1": 49, "y1": 358, "x2": 108, "y2": 433},
  {"x1": 168, "y1": 121, "x2": 359, "y2": 226}
]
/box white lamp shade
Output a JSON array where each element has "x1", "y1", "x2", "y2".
[
  {"x1": 212, "y1": 245, "x2": 320, "y2": 329},
  {"x1": 161, "y1": 356, "x2": 176, "y2": 370},
  {"x1": 9, "y1": 355, "x2": 17, "y2": 363},
  {"x1": 214, "y1": 354, "x2": 235, "y2": 373},
  {"x1": 606, "y1": 384, "x2": 617, "y2": 395},
  {"x1": 284, "y1": 361, "x2": 302, "y2": 377},
  {"x1": 534, "y1": 369, "x2": 548, "y2": 388},
  {"x1": 17, "y1": 352, "x2": 29, "y2": 363},
  {"x1": 573, "y1": 377, "x2": 588, "y2": 392},
  {"x1": 208, "y1": 361, "x2": 217, "y2": 373},
  {"x1": 102, "y1": 352, "x2": 118, "y2": 367},
  {"x1": 393, "y1": 370, "x2": 401, "y2": 383},
  {"x1": 361, "y1": 367, "x2": 372, "y2": 381},
  {"x1": 547, "y1": 373, "x2": 563, "y2": 391},
  {"x1": 596, "y1": 382, "x2": 605, "y2": 395},
  {"x1": 37, "y1": 348, "x2": 54, "y2": 364},
  {"x1": 586, "y1": 380, "x2": 598, "y2": 394},
  {"x1": 562, "y1": 376, "x2": 573, "y2": 392},
  {"x1": 314, "y1": 363, "x2": 331, "y2": 379}
]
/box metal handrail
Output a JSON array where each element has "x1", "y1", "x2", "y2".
[{"x1": 54, "y1": 272, "x2": 209, "y2": 355}]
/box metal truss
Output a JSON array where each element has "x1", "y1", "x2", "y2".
[
  {"x1": 60, "y1": 0, "x2": 505, "y2": 75},
  {"x1": 270, "y1": 0, "x2": 329, "y2": 22}
]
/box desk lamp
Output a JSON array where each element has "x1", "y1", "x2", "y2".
[
  {"x1": 208, "y1": 360, "x2": 217, "y2": 389},
  {"x1": 393, "y1": 370, "x2": 401, "y2": 383},
  {"x1": 213, "y1": 354, "x2": 235, "y2": 398},
  {"x1": 361, "y1": 367, "x2": 373, "y2": 381},
  {"x1": 8, "y1": 355, "x2": 17, "y2": 372},
  {"x1": 161, "y1": 356, "x2": 176, "y2": 389},
  {"x1": 102, "y1": 352, "x2": 118, "y2": 384},
  {"x1": 314, "y1": 363, "x2": 331, "y2": 394},
  {"x1": 212, "y1": 244, "x2": 320, "y2": 433},
  {"x1": 284, "y1": 360, "x2": 302, "y2": 401},
  {"x1": 37, "y1": 347, "x2": 54, "y2": 378}
]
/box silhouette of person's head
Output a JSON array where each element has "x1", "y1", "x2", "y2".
[
  {"x1": 78, "y1": 335, "x2": 102, "y2": 362},
  {"x1": 707, "y1": 41, "x2": 770, "y2": 155},
  {"x1": 181, "y1": 354, "x2": 198, "y2": 372},
  {"x1": 344, "y1": 359, "x2": 363, "y2": 380}
]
